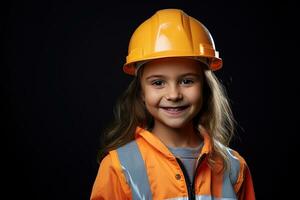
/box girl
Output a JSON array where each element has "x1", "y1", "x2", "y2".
[{"x1": 91, "y1": 9, "x2": 255, "y2": 200}]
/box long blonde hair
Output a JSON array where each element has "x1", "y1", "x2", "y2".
[{"x1": 98, "y1": 64, "x2": 235, "y2": 169}]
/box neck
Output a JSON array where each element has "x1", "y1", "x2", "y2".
[{"x1": 152, "y1": 121, "x2": 202, "y2": 148}]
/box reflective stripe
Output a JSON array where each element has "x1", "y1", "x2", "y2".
[
  {"x1": 166, "y1": 195, "x2": 237, "y2": 200},
  {"x1": 196, "y1": 195, "x2": 236, "y2": 200},
  {"x1": 221, "y1": 148, "x2": 240, "y2": 199},
  {"x1": 117, "y1": 141, "x2": 152, "y2": 200},
  {"x1": 227, "y1": 149, "x2": 240, "y2": 185},
  {"x1": 166, "y1": 197, "x2": 189, "y2": 200}
]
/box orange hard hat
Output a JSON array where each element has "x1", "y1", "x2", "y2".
[{"x1": 123, "y1": 9, "x2": 222, "y2": 75}]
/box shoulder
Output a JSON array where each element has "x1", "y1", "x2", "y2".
[
  {"x1": 104, "y1": 139, "x2": 142, "y2": 173},
  {"x1": 91, "y1": 152, "x2": 132, "y2": 199},
  {"x1": 99, "y1": 150, "x2": 129, "y2": 182},
  {"x1": 99, "y1": 151, "x2": 122, "y2": 175},
  {"x1": 225, "y1": 147, "x2": 247, "y2": 167},
  {"x1": 216, "y1": 144, "x2": 248, "y2": 171},
  {"x1": 99, "y1": 151, "x2": 132, "y2": 193},
  {"x1": 224, "y1": 147, "x2": 250, "y2": 191}
]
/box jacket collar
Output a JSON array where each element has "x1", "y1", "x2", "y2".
[{"x1": 135, "y1": 126, "x2": 213, "y2": 160}]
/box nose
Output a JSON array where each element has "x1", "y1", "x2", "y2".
[{"x1": 165, "y1": 85, "x2": 183, "y2": 101}]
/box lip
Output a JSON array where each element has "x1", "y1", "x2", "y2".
[{"x1": 160, "y1": 105, "x2": 189, "y2": 116}]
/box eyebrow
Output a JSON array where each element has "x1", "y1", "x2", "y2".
[{"x1": 145, "y1": 73, "x2": 201, "y2": 80}]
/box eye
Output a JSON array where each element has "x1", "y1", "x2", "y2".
[
  {"x1": 180, "y1": 79, "x2": 194, "y2": 85},
  {"x1": 151, "y1": 80, "x2": 165, "y2": 86}
]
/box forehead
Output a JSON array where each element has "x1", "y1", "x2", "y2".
[{"x1": 141, "y1": 58, "x2": 204, "y2": 76}]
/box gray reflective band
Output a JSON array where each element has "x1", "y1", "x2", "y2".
[
  {"x1": 221, "y1": 148, "x2": 240, "y2": 199},
  {"x1": 117, "y1": 141, "x2": 152, "y2": 200},
  {"x1": 166, "y1": 195, "x2": 236, "y2": 200},
  {"x1": 196, "y1": 196, "x2": 236, "y2": 200}
]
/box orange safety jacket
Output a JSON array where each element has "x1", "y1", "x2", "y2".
[{"x1": 91, "y1": 127, "x2": 255, "y2": 200}]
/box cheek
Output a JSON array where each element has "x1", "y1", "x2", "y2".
[
  {"x1": 186, "y1": 87, "x2": 203, "y2": 105},
  {"x1": 143, "y1": 88, "x2": 161, "y2": 107}
]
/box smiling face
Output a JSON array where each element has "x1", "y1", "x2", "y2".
[{"x1": 140, "y1": 57, "x2": 205, "y2": 131}]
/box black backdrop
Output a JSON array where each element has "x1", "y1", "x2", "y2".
[{"x1": 3, "y1": 0, "x2": 285, "y2": 199}]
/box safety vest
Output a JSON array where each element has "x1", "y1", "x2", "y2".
[{"x1": 90, "y1": 127, "x2": 255, "y2": 200}]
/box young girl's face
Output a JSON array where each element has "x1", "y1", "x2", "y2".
[{"x1": 140, "y1": 58, "x2": 204, "y2": 130}]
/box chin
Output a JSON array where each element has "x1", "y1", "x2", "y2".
[{"x1": 162, "y1": 120, "x2": 191, "y2": 129}]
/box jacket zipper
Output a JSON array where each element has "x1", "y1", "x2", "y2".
[{"x1": 176, "y1": 155, "x2": 206, "y2": 200}]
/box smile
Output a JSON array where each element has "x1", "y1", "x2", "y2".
[{"x1": 160, "y1": 106, "x2": 189, "y2": 116}]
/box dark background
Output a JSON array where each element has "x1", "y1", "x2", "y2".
[{"x1": 3, "y1": 0, "x2": 286, "y2": 199}]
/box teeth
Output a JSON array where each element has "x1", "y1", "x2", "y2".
[
  {"x1": 164, "y1": 106, "x2": 187, "y2": 111},
  {"x1": 166, "y1": 108, "x2": 180, "y2": 111}
]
